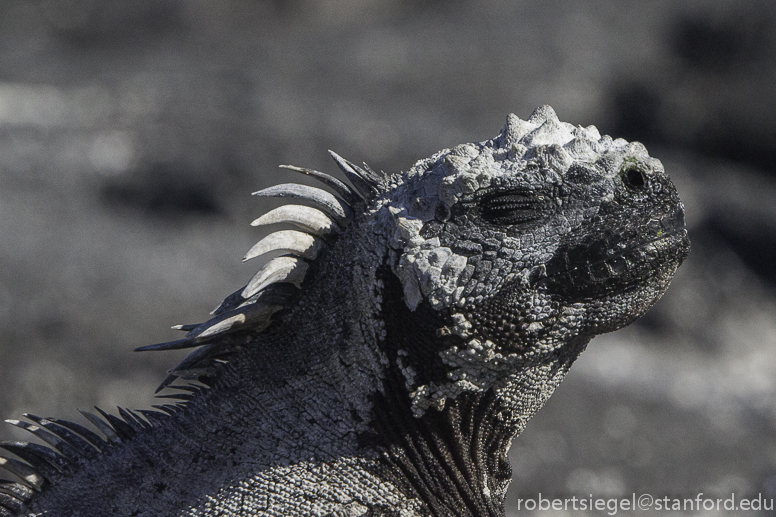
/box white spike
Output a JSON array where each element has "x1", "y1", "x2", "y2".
[
  {"x1": 195, "y1": 304, "x2": 282, "y2": 339},
  {"x1": 242, "y1": 256, "x2": 309, "y2": 299},
  {"x1": 250, "y1": 205, "x2": 339, "y2": 236},
  {"x1": 243, "y1": 230, "x2": 322, "y2": 262},
  {"x1": 252, "y1": 183, "x2": 352, "y2": 224}
]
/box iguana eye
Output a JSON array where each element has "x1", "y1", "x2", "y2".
[
  {"x1": 480, "y1": 191, "x2": 541, "y2": 225},
  {"x1": 623, "y1": 166, "x2": 646, "y2": 189}
]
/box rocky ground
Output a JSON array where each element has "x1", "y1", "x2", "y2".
[{"x1": 1, "y1": 1, "x2": 774, "y2": 515}]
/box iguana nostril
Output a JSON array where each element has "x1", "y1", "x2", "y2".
[{"x1": 624, "y1": 167, "x2": 647, "y2": 189}]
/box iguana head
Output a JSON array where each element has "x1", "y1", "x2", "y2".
[
  {"x1": 385, "y1": 105, "x2": 687, "y2": 328},
  {"x1": 138, "y1": 105, "x2": 687, "y2": 414},
  {"x1": 369, "y1": 105, "x2": 689, "y2": 414}
]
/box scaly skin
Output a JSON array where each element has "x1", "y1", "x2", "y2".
[{"x1": 2, "y1": 106, "x2": 689, "y2": 516}]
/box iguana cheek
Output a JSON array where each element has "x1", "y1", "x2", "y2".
[{"x1": 455, "y1": 285, "x2": 559, "y2": 353}]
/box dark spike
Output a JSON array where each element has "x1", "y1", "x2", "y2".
[
  {"x1": 211, "y1": 286, "x2": 246, "y2": 316},
  {"x1": 341, "y1": 152, "x2": 381, "y2": 183},
  {"x1": 191, "y1": 370, "x2": 217, "y2": 387},
  {"x1": 155, "y1": 393, "x2": 194, "y2": 401},
  {"x1": 172, "y1": 368, "x2": 216, "y2": 381},
  {"x1": 151, "y1": 405, "x2": 182, "y2": 416},
  {"x1": 5, "y1": 420, "x2": 81, "y2": 463},
  {"x1": 212, "y1": 276, "x2": 299, "y2": 316},
  {"x1": 23, "y1": 415, "x2": 99, "y2": 460},
  {"x1": 0, "y1": 456, "x2": 44, "y2": 491},
  {"x1": 139, "y1": 301, "x2": 272, "y2": 352},
  {"x1": 361, "y1": 161, "x2": 379, "y2": 177},
  {"x1": 278, "y1": 164, "x2": 359, "y2": 205},
  {"x1": 162, "y1": 369, "x2": 216, "y2": 390},
  {"x1": 117, "y1": 408, "x2": 148, "y2": 432},
  {"x1": 127, "y1": 409, "x2": 153, "y2": 430},
  {"x1": 155, "y1": 374, "x2": 179, "y2": 394},
  {"x1": 0, "y1": 443, "x2": 66, "y2": 480},
  {"x1": 173, "y1": 343, "x2": 231, "y2": 372},
  {"x1": 94, "y1": 408, "x2": 135, "y2": 440},
  {"x1": 179, "y1": 304, "x2": 270, "y2": 342},
  {"x1": 0, "y1": 489, "x2": 24, "y2": 514},
  {"x1": 48, "y1": 417, "x2": 107, "y2": 449},
  {"x1": 137, "y1": 410, "x2": 167, "y2": 427},
  {"x1": 164, "y1": 385, "x2": 202, "y2": 394},
  {"x1": 135, "y1": 338, "x2": 198, "y2": 352},
  {"x1": 78, "y1": 410, "x2": 121, "y2": 445},
  {"x1": 172, "y1": 324, "x2": 198, "y2": 332},
  {"x1": 0, "y1": 481, "x2": 33, "y2": 502},
  {"x1": 328, "y1": 151, "x2": 381, "y2": 199},
  {"x1": 155, "y1": 342, "x2": 232, "y2": 393}
]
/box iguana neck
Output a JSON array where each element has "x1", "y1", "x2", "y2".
[{"x1": 366, "y1": 268, "x2": 591, "y2": 516}]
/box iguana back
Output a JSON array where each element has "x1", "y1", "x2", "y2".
[{"x1": 0, "y1": 106, "x2": 689, "y2": 516}]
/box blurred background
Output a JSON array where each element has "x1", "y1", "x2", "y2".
[{"x1": 0, "y1": 1, "x2": 774, "y2": 515}]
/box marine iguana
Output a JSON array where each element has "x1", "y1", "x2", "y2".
[{"x1": 0, "y1": 106, "x2": 689, "y2": 516}]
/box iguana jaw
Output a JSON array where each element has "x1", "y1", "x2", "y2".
[{"x1": 540, "y1": 227, "x2": 689, "y2": 301}]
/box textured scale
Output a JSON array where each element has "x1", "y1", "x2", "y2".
[{"x1": 1, "y1": 107, "x2": 689, "y2": 516}]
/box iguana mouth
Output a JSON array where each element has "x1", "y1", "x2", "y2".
[{"x1": 539, "y1": 210, "x2": 689, "y2": 300}]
